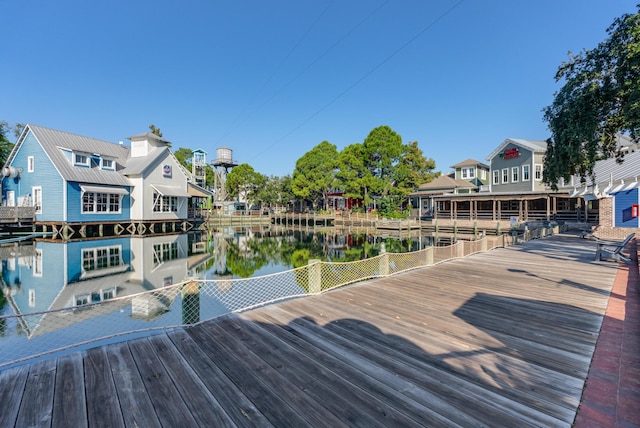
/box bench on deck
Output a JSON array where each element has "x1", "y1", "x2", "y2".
[{"x1": 594, "y1": 233, "x2": 635, "y2": 264}]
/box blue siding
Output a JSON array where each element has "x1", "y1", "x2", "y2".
[
  {"x1": 2, "y1": 131, "x2": 64, "y2": 221},
  {"x1": 66, "y1": 182, "x2": 131, "y2": 222},
  {"x1": 1, "y1": 242, "x2": 67, "y2": 315},
  {"x1": 613, "y1": 188, "x2": 639, "y2": 227}
]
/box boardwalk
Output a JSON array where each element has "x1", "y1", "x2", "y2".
[{"x1": 0, "y1": 234, "x2": 628, "y2": 427}]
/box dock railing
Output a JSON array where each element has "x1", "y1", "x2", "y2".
[{"x1": 0, "y1": 225, "x2": 564, "y2": 369}]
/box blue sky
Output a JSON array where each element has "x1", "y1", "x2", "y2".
[{"x1": 1, "y1": 1, "x2": 636, "y2": 177}]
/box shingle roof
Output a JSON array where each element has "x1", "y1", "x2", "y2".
[
  {"x1": 27, "y1": 124, "x2": 132, "y2": 186},
  {"x1": 418, "y1": 175, "x2": 476, "y2": 191},
  {"x1": 450, "y1": 158, "x2": 490, "y2": 169}
]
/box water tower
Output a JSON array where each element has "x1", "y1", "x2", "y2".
[
  {"x1": 211, "y1": 147, "x2": 237, "y2": 202},
  {"x1": 191, "y1": 148, "x2": 207, "y2": 188}
]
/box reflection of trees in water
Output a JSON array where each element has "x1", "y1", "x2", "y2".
[{"x1": 211, "y1": 229, "x2": 424, "y2": 277}]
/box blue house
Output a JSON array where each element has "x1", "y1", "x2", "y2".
[{"x1": 1, "y1": 125, "x2": 195, "y2": 237}]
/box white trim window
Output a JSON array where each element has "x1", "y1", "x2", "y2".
[
  {"x1": 74, "y1": 152, "x2": 90, "y2": 167},
  {"x1": 480, "y1": 169, "x2": 486, "y2": 180},
  {"x1": 153, "y1": 192, "x2": 179, "y2": 212},
  {"x1": 501, "y1": 168, "x2": 508, "y2": 184},
  {"x1": 511, "y1": 166, "x2": 519, "y2": 183},
  {"x1": 101, "y1": 158, "x2": 115, "y2": 171},
  {"x1": 82, "y1": 245, "x2": 122, "y2": 273},
  {"x1": 522, "y1": 165, "x2": 530, "y2": 181},
  {"x1": 535, "y1": 164, "x2": 543, "y2": 180},
  {"x1": 82, "y1": 192, "x2": 122, "y2": 214},
  {"x1": 27, "y1": 156, "x2": 34, "y2": 173},
  {"x1": 153, "y1": 242, "x2": 179, "y2": 266},
  {"x1": 32, "y1": 186, "x2": 42, "y2": 214},
  {"x1": 461, "y1": 167, "x2": 475, "y2": 179},
  {"x1": 493, "y1": 170, "x2": 499, "y2": 185},
  {"x1": 33, "y1": 248, "x2": 43, "y2": 277}
]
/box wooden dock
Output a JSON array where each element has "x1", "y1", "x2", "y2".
[{"x1": 0, "y1": 234, "x2": 624, "y2": 427}]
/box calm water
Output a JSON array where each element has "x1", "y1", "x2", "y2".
[{"x1": 0, "y1": 226, "x2": 437, "y2": 367}]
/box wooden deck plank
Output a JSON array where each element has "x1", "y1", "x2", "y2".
[
  {"x1": 223, "y1": 314, "x2": 436, "y2": 427},
  {"x1": 238, "y1": 310, "x2": 482, "y2": 427},
  {"x1": 166, "y1": 328, "x2": 275, "y2": 427},
  {"x1": 270, "y1": 292, "x2": 585, "y2": 418},
  {"x1": 53, "y1": 352, "x2": 88, "y2": 428},
  {"x1": 105, "y1": 341, "x2": 161, "y2": 428},
  {"x1": 0, "y1": 364, "x2": 29, "y2": 427},
  {"x1": 84, "y1": 346, "x2": 125, "y2": 428},
  {"x1": 126, "y1": 337, "x2": 200, "y2": 427},
  {"x1": 15, "y1": 358, "x2": 57, "y2": 428},
  {"x1": 244, "y1": 304, "x2": 570, "y2": 427},
  {"x1": 146, "y1": 333, "x2": 237, "y2": 428},
  {"x1": 189, "y1": 321, "x2": 352, "y2": 427}
]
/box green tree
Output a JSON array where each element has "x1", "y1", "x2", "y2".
[
  {"x1": 336, "y1": 143, "x2": 375, "y2": 208},
  {"x1": 543, "y1": 6, "x2": 640, "y2": 188},
  {"x1": 363, "y1": 125, "x2": 404, "y2": 195},
  {"x1": 0, "y1": 121, "x2": 15, "y2": 167},
  {"x1": 394, "y1": 141, "x2": 437, "y2": 194},
  {"x1": 149, "y1": 124, "x2": 163, "y2": 137},
  {"x1": 255, "y1": 175, "x2": 294, "y2": 210},
  {"x1": 226, "y1": 163, "x2": 264, "y2": 206},
  {"x1": 173, "y1": 147, "x2": 193, "y2": 167},
  {"x1": 291, "y1": 141, "x2": 338, "y2": 210}
]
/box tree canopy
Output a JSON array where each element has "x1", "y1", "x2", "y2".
[
  {"x1": 543, "y1": 6, "x2": 640, "y2": 187},
  {"x1": 291, "y1": 141, "x2": 338, "y2": 209},
  {"x1": 0, "y1": 121, "x2": 15, "y2": 167}
]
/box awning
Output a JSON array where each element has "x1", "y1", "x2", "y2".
[
  {"x1": 151, "y1": 184, "x2": 191, "y2": 198},
  {"x1": 80, "y1": 184, "x2": 128, "y2": 195},
  {"x1": 188, "y1": 182, "x2": 213, "y2": 198}
]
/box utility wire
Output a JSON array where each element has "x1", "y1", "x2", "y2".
[
  {"x1": 215, "y1": 1, "x2": 334, "y2": 146},
  {"x1": 250, "y1": 0, "x2": 466, "y2": 162}
]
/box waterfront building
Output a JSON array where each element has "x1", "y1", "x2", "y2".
[{"x1": 1, "y1": 124, "x2": 202, "y2": 237}]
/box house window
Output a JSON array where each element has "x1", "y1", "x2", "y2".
[
  {"x1": 535, "y1": 164, "x2": 543, "y2": 180},
  {"x1": 32, "y1": 186, "x2": 42, "y2": 214},
  {"x1": 74, "y1": 153, "x2": 90, "y2": 167},
  {"x1": 461, "y1": 167, "x2": 475, "y2": 179},
  {"x1": 512, "y1": 167, "x2": 519, "y2": 183},
  {"x1": 153, "y1": 242, "x2": 179, "y2": 266},
  {"x1": 480, "y1": 169, "x2": 486, "y2": 180},
  {"x1": 27, "y1": 156, "x2": 34, "y2": 173},
  {"x1": 102, "y1": 158, "x2": 114, "y2": 170},
  {"x1": 33, "y1": 249, "x2": 43, "y2": 277},
  {"x1": 501, "y1": 168, "x2": 508, "y2": 184},
  {"x1": 522, "y1": 165, "x2": 530, "y2": 181},
  {"x1": 82, "y1": 191, "x2": 122, "y2": 213},
  {"x1": 493, "y1": 170, "x2": 499, "y2": 185},
  {"x1": 82, "y1": 246, "x2": 122, "y2": 273},
  {"x1": 153, "y1": 192, "x2": 179, "y2": 212}
]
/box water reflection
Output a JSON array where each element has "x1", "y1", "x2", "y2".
[{"x1": 0, "y1": 228, "x2": 437, "y2": 366}]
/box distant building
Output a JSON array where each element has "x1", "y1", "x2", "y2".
[{"x1": 450, "y1": 159, "x2": 490, "y2": 190}]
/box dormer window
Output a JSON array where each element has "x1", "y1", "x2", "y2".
[
  {"x1": 74, "y1": 153, "x2": 90, "y2": 167},
  {"x1": 101, "y1": 158, "x2": 115, "y2": 170}
]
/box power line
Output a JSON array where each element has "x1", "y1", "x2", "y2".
[{"x1": 250, "y1": 0, "x2": 466, "y2": 163}]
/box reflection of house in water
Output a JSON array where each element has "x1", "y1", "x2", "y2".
[{"x1": 0, "y1": 233, "x2": 210, "y2": 337}]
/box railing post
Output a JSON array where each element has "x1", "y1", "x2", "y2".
[
  {"x1": 425, "y1": 246, "x2": 434, "y2": 266},
  {"x1": 308, "y1": 259, "x2": 322, "y2": 294},
  {"x1": 379, "y1": 242, "x2": 389, "y2": 276},
  {"x1": 182, "y1": 279, "x2": 200, "y2": 325}
]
